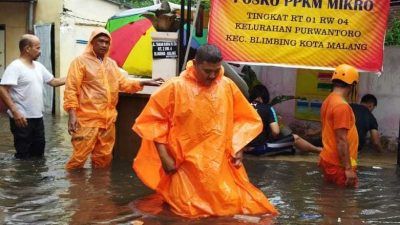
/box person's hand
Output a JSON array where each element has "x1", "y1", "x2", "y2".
[
  {"x1": 231, "y1": 150, "x2": 243, "y2": 168},
  {"x1": 12, "y1": 110, "x2": 28, "y2": 128},
  {"x1": 155, "y1": 142, "x2": 176, "y2": 174},
  {"x1": 160, "y1": 154, "x2": 176, "y2": 174},
  {"x1": 68, "y1": 110, "x2": 78, "y2": 135},
  {"x1": 345, "y1": 168, "x2": 357, "y2": 186},
  {"x1": 140, "y1": 77, "x2": 165, "y2": 87}
]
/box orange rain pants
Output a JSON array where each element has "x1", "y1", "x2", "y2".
[
  {"x1": 66, "y1": 125, "x2": 115, "y2": 170},
  {"x1": 319, "y1": 158, "x2": 358, "y2": 187},
  {"x1": 133, "y1": 61, "x2": 278, "y2": 218}
]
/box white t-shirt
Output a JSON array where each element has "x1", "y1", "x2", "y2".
[{"x1": 0, "y1": 59, "x2": 54, "y2": 118}]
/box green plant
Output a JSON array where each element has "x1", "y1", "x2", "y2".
[
  {"x1": 238, "y1": 65, "x2": 305, "y2": 106},
  {"x1": 239, "y1": 65, "x2": 262, "y2": 90},
  {"x1": 125, "y1": 0, "x2": 210, "y2": 9},
  {"x1": 122, "y1": 0, "x2": 152, "y2": 7},
  {"x1": 385, "y1": 17, "x2": 400, "y2": 46}
]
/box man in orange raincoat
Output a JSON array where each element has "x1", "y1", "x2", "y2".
[
  {"x1": 64, "y1": 28, "x2": 163, "y2": 170},
  {"x1": 319, "y1": 64, "x2": 359, "y2": 187},
  {"x1": 132, "y1": 45, "x2": 278, "y2": 218}
]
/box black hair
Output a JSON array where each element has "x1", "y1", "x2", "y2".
[
  {"x1": 331, "y1": 79, "x2": 351, "y2": 88},
  {"x1": 332, "y1": 79, "x2": 358, "y2": 103},
  {"x1": 361, "y1": 94, "x2": 377, "y2": 106},
  {"x1": 195, "y1": 44, "x2": 222, "y2": 64},
  {"x1": 249, "y1": 84, "x2": 270, "y2": 103},
  {"x1": 19, "y1": 36, "x2": 32, "y2": 52}
]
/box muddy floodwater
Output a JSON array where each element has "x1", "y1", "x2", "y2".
[{"x1": 0, "y1": 115, "x2": 399, "y2": 224}]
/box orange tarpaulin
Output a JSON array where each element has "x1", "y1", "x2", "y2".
[{"x1": 132, "y1": 62, "x2": 278, "y2": 218}]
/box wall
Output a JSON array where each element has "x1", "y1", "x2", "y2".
[
  {"x1": 256, "y1": 46, "x2": 400, "y2": 149},
  {"x1": 359, "y1": 46, "x2": 400, "y2": 139},
  {"x1": 258, "y1": 66, "x2": 297, "y2": 125},
  {"x1": 0, "y1": 2, "x2": 28, "y2": 71}
]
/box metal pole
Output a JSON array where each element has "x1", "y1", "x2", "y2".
[
  {"x1": 186, "y1": 0, "x2": 191, "y2": 46},
  {"x1": 183, "y1": 0, "x2": 201, "y2": 69},
  {"x1": 27, "y1": 0, "x2": 36, "y2": 34},
  {"x1": 178, "y1": 0, "x2": 185, "y2": 72}
]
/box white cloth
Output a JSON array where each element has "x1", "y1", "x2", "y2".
[{"x1": 0, "y1": 59, "x2": 54, "y2": 118}]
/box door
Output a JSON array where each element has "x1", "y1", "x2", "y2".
[{"x1": 34, "y1": 24, "x2": 54, "y2": 114}]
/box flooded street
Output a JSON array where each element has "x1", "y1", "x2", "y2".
[{"x1": 1, "y1": 114, "x2": 400, "y2": 224}]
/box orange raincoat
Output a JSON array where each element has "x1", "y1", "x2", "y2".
[
  {"x1": 132, "y1": 62, "x2": 278, "y2": 218},
  {"x1": 64, "y1": 28, "x2": 143, "y2": 169}
]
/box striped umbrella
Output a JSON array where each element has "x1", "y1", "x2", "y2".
[
  {"x1": 107, "y1": 10, "x2": 156, "y2": 77},
  {"x1": 106, "y1": 4, "x2": 208, "y2": 77}
]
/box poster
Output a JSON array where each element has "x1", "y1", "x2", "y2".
[
  {"x1": 208, "y1": 0, "x2": 389, "y2": 72},
  {"x1": 295, "y1": 69, "x2": 332, "y2": 121}
]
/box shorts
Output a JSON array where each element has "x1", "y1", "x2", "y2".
[{"x1": 319, "y1": 158, "x2": 358, "y2": 187}]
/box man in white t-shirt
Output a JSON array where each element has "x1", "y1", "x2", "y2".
[{"x1": 0, "y1": 34, "x2": 65, "y2": 159}]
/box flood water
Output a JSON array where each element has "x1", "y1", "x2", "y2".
[{"x1": 0, "y1": 114, "x2": 400, "y2": 225}]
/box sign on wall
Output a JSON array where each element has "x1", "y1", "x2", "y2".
[
  {"x1": 152, "y1": 41, "x2": 178, "y2": 59},
  {"x1": 208, "y1": 0, "x2": 390, "y2": 73},
  {"x1": 295, "y1": 69, "x2": 332, "y2": 121}
]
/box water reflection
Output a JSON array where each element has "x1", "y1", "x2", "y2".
[
  {"x1": 1, "y1": 158, "x2": 53, "y2": 224},
  {"x1": 62, "y1": 169, "x2": 135, "y2": 224},
  {"x1": 0, "y1": 114, "x2": 400, "y2": 224}
]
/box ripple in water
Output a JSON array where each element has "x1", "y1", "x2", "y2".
[{"x1": 0, "y1": 115, "x2": 399, "y2": 224}]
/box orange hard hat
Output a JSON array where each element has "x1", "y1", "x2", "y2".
[{"x1": 331, "y1": 64, "x2": 359, "y2": 85}]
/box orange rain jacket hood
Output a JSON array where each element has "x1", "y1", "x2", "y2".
[
  {"x1": 132, "y1": 61, "x2": 278, "y2": 218},
  {"x1": 64, "y1": 28, "x2": 142, "y2": 128}
]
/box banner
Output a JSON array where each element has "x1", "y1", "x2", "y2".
[
  {"x1": 208, "y1": 0, "x2": 389, "y2": 73},
  {"x1": 295, "y1": 69, "x2": 332, "y2": 121}
]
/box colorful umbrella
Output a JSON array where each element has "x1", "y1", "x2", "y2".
[
  {"x1": 107, "y1": 9, "x2": 156, "y2": 77},
  {"x1": 106, "y1": 3, "x2": 208, "y2": 77}
]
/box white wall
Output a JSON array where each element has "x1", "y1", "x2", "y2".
[{"x1": 359, "y1": 46, "x2": 400, "y2": 138}]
